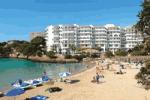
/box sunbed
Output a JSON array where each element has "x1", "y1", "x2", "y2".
[
  {"x1": 26, "y1": 95, "x2": 49, "y2": 100},
  {"x1": 12, "y1": 80, "x2": 34, "y2": 89}
]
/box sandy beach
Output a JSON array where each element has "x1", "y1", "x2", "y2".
[{"x1": 1, "y1": 60, "x2": 150, "y2": 100}]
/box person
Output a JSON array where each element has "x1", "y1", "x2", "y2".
[
  {"x1": 119, "y1": 69, "x2": 123, "y2": 74},
  {"x1": 43, "y1": 70, "x2": 47, "y2": 76},
  {"x1": 18, "y1": 79, "x2": 23, "y2": 85},
  {"x1": 107, "y1": 64, "x2": 109, "y2": 70},
  {"x1": 120, "y1": 64, "x2": 124, "y2": 69},
  {"x1": 96, "y1": 73, "x2": 100, "y2": 83}
]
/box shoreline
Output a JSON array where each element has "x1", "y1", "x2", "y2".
[
  {"x1": 2, "y1": 59, "x2": 150, "y2": 100},
  {"x1": 0, "y1": 56, "x2": 79, "y2": 63},
  {"x1": 0, "y1": 60, "x2": 94, "y2": 93}
]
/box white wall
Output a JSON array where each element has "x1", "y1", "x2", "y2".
[{"x1": 45, "y1": 25, "x2": 54, "y2": 51}]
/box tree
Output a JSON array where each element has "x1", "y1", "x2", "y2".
[
  {"x1": 105, "y1": 51, "x2": 114, "y2": 58},
  {"x1": 9, "y1": 41, "x2": 29, "y2": 55},
  {"x1": 94, "y1": 45, "x2": 102, "y2": 54},
  {"x1": 130, "y1": 44, "x2": 147, "y2": 56},
  {"x1": 135, "y1": 0, "x2": 150, "y2": 90},
  {"x1": 0, "y1": 42, "x2": 7, "y2": 47},
  {"x1": 143, "y1": 37, "x2": 150, "y2": 53},
  {"x1": 135, "y1": 0, "x2": 150, "y2": 36},
  {"x1": 22, "y1": 43, "x2": 36, "y2": 59},
  {"x1": 115, "y1": 49, "x2": 127, "y2": 56},
  {"x1": 135, "y1": 0, "x2": 150, "y2": 52},
  {"x1": 30, "y1": 36, "x2": 46, "y2": 56},
  {"x1": 46, "y1": 51, "x2": 57, "y2": 58},
  {"x1": 136, "y1": 60, "x2": 150, "y2": 90},
  {"x1": 58, "y1": 48, "x2": 62, "y2": 54},
  {"x1": 51, "y1": 44, "x2": 57, "y2": 53},
  {"x1": 69, "y1": 44, "x2": 76, "y2": 55},
  {"x1": 0, "y1": 46, "x2": 13, "y2": 56}
]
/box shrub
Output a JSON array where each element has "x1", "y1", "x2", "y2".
[
  {"x1": 91, "y1": 53, "x2": 99, "y2": 58},
  {"x1": 136, "y1": 60, "x2": 150, "y2": 90},
  {"x1": 36, "y1": 50, "x2": 43, "y2": 57},
  {"x1": 46, "y1": 51, "x2": 57, "y2": 59},
  {"x1": 131, "y1": 50, "x2": 147, "y2": 56},
  {"x1": 105, "y1": 51, "x2": 114, "y2": 58},
  {"x1": 115, "y1": 49, "x2": 127, "y2": 56},
  {"x1": 73, "y1": 54, "x2": 86, "y2": 61},
  {"x1": 64, "y1": 55, "x2": 72, "y2": 59}
]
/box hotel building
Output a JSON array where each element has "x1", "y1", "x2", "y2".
[
  {"x1": 125, "y1": 26, "x2": 143, "y2": 50},
  {"x1": 30, "y1": 32, "x2": 46, "y2": 40},
  {"x1": 45, "y1": 24, "x2": 143, "y2": 54},
  {"x1": 105, "y1": 24, "x2": 126, "y2": 53}
]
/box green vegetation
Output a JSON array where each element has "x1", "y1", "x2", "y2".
[
  {"x1": 115, "y1": 49, "x2": 128, "y2": 56},
  {"x1": 46, "y1": 51, "x2": 57, "y2": 59},
  {"x1": 130, "y1": 51, "x2": 147, "y2": 56},
  {"x1": 94, "y1": 45, "x2": 102, "y2": 52},
  {"x1": 128, "y1": 45, "x2": 147, "y2": 56},
  {"x1": 64, "y1": 54, "x2": 86, "y2": 62},
  {"x1": 0, "y1": 46, "x2": 12, "y2": 57},
  {"x1": 136, "y1": 60, "x2": 150, "y2": 90},
  {"x1": 64, "y1": 54, "x2": 72, "y2": 59},
  {"x1": 135, "y1": 0, "x2": 150, "y2": 90},
  {"x1": 135, "y1": 0, "x2": 150, "y2": 54},
  {"x1": 69, "y1": 44, "x2": 76, "y2": 54},
  {"x1": 72, "y1": 55, "x2": 85, "y2": 61},
  {"x1": 135, "y1": 0, "x2": 150, "y2": 36},
  {"x1": 105, "y1": 51, "x2": 114, "y2": 58},
  {"x1": 0, "y1": 36, "x2": 46, "y2": 59},
  {"x1": 91, "y1": 53, "x2": 100, "y2": 58}
]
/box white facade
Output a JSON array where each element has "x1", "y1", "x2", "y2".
[
  {"x1": 93, "y1": 26, "x2": 108, "y2": 52},
  {"x1": 45, "y1": 24, "x2": 143, "y2": 54},
  {"x1": 45, "y1": 25, "x2": 55, "y2": 51},
  {"x1": 125, "y1": 27, "x2": 143, "y2": 50},
  {"x1": 105, "y1": 24, "x2": 126, "y2": 53},
  {"x1": 60, "y1": 24, "x2": 78, "y2": 54},
  {"x1": 78, "y1": 25, "x2": 94, "y2": 48}
]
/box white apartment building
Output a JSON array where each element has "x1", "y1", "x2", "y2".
[
  {"x1": 105, "y1": 24, "x2": 126, "y2": 53},
  {"x1": 125, "y1": 26, "x2": 143, "y2": 50},
  {"x1": 94, "y1": 26, "x2": 108, "y2": 52},
  {"x1": 78, "y1": 25, "x2": 94, "y2": 48},
  {"x1": 45, "y1": 24, "x2": 143, "y2": 54}
]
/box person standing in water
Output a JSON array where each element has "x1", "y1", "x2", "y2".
[{"x1": 43, "y1": 70, "x2": 47, "y2": 76}]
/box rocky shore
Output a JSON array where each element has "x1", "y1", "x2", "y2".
[{"x1": 0, "y1": 54, "x2": 79, "y2": 63}]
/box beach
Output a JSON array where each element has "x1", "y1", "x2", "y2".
[{"x1": 1, "y1": 60, "x2": 150, "y2": 100}]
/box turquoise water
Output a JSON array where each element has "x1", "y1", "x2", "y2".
[{"x1": 0, "y1": 58, "x2": 86, "y2": 90}]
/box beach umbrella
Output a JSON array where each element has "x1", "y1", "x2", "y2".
[
  {"x1": 5, "y1": 88, "x2": 25, "y2": 100},
  {"x1": 42, "y1": 75, "x2": 50, "y2": 82},
  {"x1": 59, "y1": 72, "x2": 71, "y2": 78}
]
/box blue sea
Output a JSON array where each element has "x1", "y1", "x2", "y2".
[{"x1": 0, "y1": 58, "x2": 86, "y2": 90}]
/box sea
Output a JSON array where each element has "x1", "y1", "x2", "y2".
[{"x1": 0, "y1": 58, "x2": 87, "y2": 91}]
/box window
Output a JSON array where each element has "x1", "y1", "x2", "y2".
[{"x1": 115, "y1": 44, "x2": 118, "y2": 47}]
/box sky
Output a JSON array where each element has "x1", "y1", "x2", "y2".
[{"x1": 0, "y1": 0, "x2": 142, "y2": 42}]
